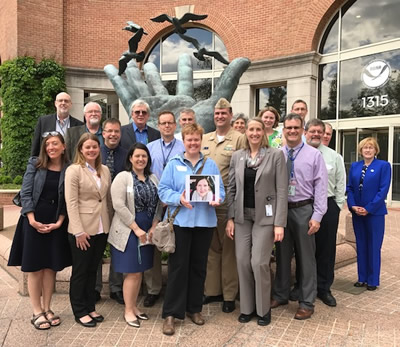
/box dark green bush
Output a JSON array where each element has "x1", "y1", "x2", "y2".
[
  {"x1": 13, "y1": 175, "x2": 23, "y2": 185},
  {"x1": 0, "y1": 175, "x2": 13, "y2": 184},
  {"x1": 0, "y1": 57, "x2": 66, "y2": 177}
]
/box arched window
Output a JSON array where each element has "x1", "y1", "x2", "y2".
[
  {"x1": 145, "y1": 28, "x2": 228, "y2": 102},
  {"x1": 318, "y1": 0, "x2": 400, "y2": 120}
]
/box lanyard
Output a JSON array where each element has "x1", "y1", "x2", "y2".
[
  {"x1": 161, "y1": 139, "x2": 176, "y2": 168},
  {"x1": 286, "y1": 143, "x2": 304, "y2": 180}
]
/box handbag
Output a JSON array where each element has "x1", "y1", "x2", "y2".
[
  {"x1": 12, "y1": 191, "x2": 22, "y2": 207},
  {"x1": 152, "y1": 206, "x2": 180, "y2": 253},
  {"x1": 153, "y1": 158, "x2": 208, "y2": 253}
]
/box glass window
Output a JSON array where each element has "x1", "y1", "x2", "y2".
[
  {"x1": 341, "y1": 0, "x2": 400, "y2": 51},
  {"x1": 256, "y1": 86, "x2": 287, "y2": 120},
  {"x1": 319, "y1": 13, "x2": 339, "y2": 54},
  {"x1": 318, "y1": 63, "x2": 337, "y2": 120},
  {"x1": 339, "y1": 49, "x2": 400, "y2": 118},
  {"x1": 393, "y1": 128, "x2": 400, "y2": 201},
  {"x1": 148, "y1": 41, "x2": 160, "y2": 71}
]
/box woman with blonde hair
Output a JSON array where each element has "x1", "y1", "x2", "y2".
[
  {"x1": 347, "y1": 137, "x2": 391, "y2": 291},
  {"x1": 65, "y1": 133, "x2": 113, "y2": 327}
]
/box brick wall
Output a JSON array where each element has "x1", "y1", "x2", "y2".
[
  {"x1": 0, "y1": 0, "x2": 18, "y2": 62},
  {"x1": 1, "y1": 0, "x2": 347, "y2": 68}
]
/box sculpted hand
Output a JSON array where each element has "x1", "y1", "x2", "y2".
[
  {"x1": 307, "y1": 219, "x2": 320, "y2": 235},
  {"x1": 104, "y1": 54, "x2": 250, "y2": 132}
]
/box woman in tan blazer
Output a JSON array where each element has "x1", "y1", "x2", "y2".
[
  {"x1": 65, "y1": 133, "x2": 113, "y2": 328},
  {"x1": 226, "y1": 118, "x2": 288, "y2": 326}
]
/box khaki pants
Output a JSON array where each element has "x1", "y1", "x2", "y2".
[{"x1": 204, "y1": 206, "x2": 238, "y2": 301}]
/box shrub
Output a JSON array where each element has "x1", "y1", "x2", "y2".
[
  {"x1": 13, "y1": 175, "x2": 23, "y2": 185},
  {"x1": 0, "y1": 175, "x2": 13, "y2": 184},
  {"x1": 0, "y1": 57, "x2": 66, "y2": 177}
]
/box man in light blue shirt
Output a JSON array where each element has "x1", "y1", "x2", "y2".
[{"x1": 144, "y1": 111, "x2": 185, "y2": 307}]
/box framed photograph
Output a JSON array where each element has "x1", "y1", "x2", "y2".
[{"x1": 185, "y1": 174, "x2": 220, "y2": 202}]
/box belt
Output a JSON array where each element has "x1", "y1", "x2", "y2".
[{"x1": 288, "y1": 199, "x2": 314, "y2": 209}]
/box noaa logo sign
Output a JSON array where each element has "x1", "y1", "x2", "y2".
[{"x1": 362, "y1": 60, "x2": 391, "y2": 88}]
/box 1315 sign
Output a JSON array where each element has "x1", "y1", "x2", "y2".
[{"x1": 361, "y1": 95, "x2": 389, "y2": 108}]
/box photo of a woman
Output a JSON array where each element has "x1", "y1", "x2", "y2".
[{"x1": 190, "y1": 176, "x2": 214, "y2": 202}]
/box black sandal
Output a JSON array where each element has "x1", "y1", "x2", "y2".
[
  {"x1": 31, "y1": 312, "x2": 51, "y2": 330},
  {"x1": 45, "y1": 309, "x2": 61, "y2": 327}
]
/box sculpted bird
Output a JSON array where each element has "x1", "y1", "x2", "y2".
[
  {"x1": 151, "y1": 13, "x2": 207, "y2": 34},
  {"x1": 118, "y1": 21, "x2": 148, "y2": 75},
  {"x1": 194, "y1": 48, "x2": 230, "y2": 65}
]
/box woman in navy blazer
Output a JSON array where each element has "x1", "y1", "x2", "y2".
[{"x1": 347, "y1": 137, "x2": 391, "y2": 290}]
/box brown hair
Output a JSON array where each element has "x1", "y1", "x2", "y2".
[
  {"x1": 36, "y1": 132, "x2": 69, "y2": 169},
  {"x1": 181, "y1": 123, "x2": 204, "y2": 141},
  {"x1": 73, "y1": 133, "x2": 102, "y2": 174},
  {"x1": 244, "y1": 118, "x2": 269, "y2": 149},
  {"x1": 257, "y1": 106, "x2": 280, "y2": 128}
]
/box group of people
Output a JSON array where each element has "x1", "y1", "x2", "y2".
[{"x1": 7, "y1": 92, "x2": 391, "y2": 334}]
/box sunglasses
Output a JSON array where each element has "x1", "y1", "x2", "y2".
[{"x1": 42, "y1": 131, "x2": 60, "y2": 138}]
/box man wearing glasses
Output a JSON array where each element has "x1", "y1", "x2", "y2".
[
  {"x1": 143, "y1": 111, "x2": 185, "y2": 307},
  {"x1": 65, "y1": 102, "x2": 104, "y2": 160},
  {"x1": 120, "y1": 99, "x2": 160, "y2": 150},
  {"x1": 31, "y1": 92, "x2": 83, "y2": 156},
  {"x1": 271, "y1": 113, "x2": 327, "y2": 320}
]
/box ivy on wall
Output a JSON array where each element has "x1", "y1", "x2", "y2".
[{"x1": 0, "y1": 57, "x2": 66, "y2": 177}]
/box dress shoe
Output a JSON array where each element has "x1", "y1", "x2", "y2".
[
  {"x1": 125, "y1": 317, "x2": 140, "y2": 328},
  {"x1": 270, "y1": 299, "x2": 288, "y2": 309},
  {"x1": 289, "y1": 285, "x2": 299, "y2": 301},
  {"x1": 317, "y1": 292, "x2": 337, "y2": 307},
  {"x1": 257, "y1": 310, "x2": 271, "y2": 326},
  {"x1": 75, "y1": 316, "x2": 96, "y2": 328},
  {"x1": 238, "y1": 312, "x2": 255, "y2": 323},
  {"x1": 89, "y1": 314, "x2": 104, "y2": 322},
  {"x1": 354, "y1": 281, "x2": 366, "y2": 288},
  {"x1": 144, "y1": 294, "x2": 159, "y2": 307},
  {"x1": 186, "y1": 312, "x2": 205, "y2": 325},
  {"x1": 367, "y1": 285, "x2": 377, "y2": 291},
  {"x1": 294, "y1": 307, "x2": 314, "y2": 320},
  {"x1": 137, "y1": 313, "x2": 149, "y2": 320},
  {"x1": 163, "y1": 316, "x2": 175, "y2": 336},
  {"x1": 95, "y1": 290, "x2": 101, "y2": 303},
  {"x1": 110, "y1": 291, "x2": 125, "y2": 305},
  {"x1": 222, "y1": 300, "x2": 236, "y2": 313},
  {"x1": 203, "y1": 295, "x2": 223, "y2": 305}
]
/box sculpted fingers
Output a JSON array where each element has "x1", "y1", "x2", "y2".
[
  {"x1": 125, "y1": 61, "x2": 152, "y2": 97},
  {"x1": 176, "y1": 53, "x2": 194, "y2": 97},
  {"x1": 143, "y1": 63, "x2": 169, "y2": 96}
]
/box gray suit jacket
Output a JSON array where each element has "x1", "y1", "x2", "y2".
[
  {"x1": 227, "y1": 148, "x2": 288, "y2": 227},
  {"x1": 31, "y1": 114, "x2": 83, "y2": 156}
]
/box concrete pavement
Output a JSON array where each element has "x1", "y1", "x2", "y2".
[{"x1": 0, "y1": 205, "x2": 399, "y2": 346}]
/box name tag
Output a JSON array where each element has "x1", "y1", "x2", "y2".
[
  {"x1": 176, "y1": 165, "x2": 187, "y2": 172},
  {"x1": 265, "y1": 204, "x2": 273, "y2": 217},
  {"x1": 127, "y1": 186, "x2": 133, "y2": 193}
]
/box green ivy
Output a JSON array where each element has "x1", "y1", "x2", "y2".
[{"x1": 0, "y1": 57, "x2": 66, "y2": 177}]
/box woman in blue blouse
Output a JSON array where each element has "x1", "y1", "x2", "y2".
[
  {"x1": 347, "y1": 137, "x2": 391, "y2": 291},
  {"x1": 158, "y1": 123, "x2": 225, "y2": 336}
]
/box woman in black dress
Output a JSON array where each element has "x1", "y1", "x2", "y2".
[{"x1": 8, "y1": 132, "x2": 71, "y2": 330}]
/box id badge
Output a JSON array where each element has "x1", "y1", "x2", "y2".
[
  {"x1": 288, "y1": 179, "x2": 297, "y2": 197},
  {"x1": 265, "y1": 204, "x2": 273, "y2": 217}
]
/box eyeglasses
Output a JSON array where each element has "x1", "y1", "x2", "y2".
[
  {"x1": 284, "y1": 126, "x2": 301, "y2": 130},
  {"x1": 134, "y1": 110, "x2": 148, "y2": 116},
  {"x1": 307, "y1": 129, "x2": 323, "y2": 135},
  {"x1": 42, "y1": 131, "x2": 60, "y2": 138},
  {"x1": 159, "y1": 122, "x2": 175, "y2": 126}
]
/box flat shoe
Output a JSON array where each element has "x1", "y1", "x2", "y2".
[
  {"x1": 125, "y1": 317, "x2": 140, "y2": 328},
  {"x1": 75, "y1": 316, "x2": 96, "y2": 327},
  {"x1": 222, "y1": 300, "x2": 235, "y2": 313},
  {"x1": 89, "y1": 314, "x2": 104, "y2": 322},
  {"x1": 163, "y1": 316, "x2": 175, "y2": 335},
  {"x1": 137, "y1": 313, "x2": 149, "y2": 320},
  {"x1": 367, "y1": 285, "x2": 377, "y2": 291},
  {"x1": 257, "y1": 310, "x2": 271, "y2": 326},
  {"x1": 186, "y1": 312, "x2": 205, "y2": 325},
  {"x1": 354, "y1": 282, "x2": 366, "y2": 287},
  {"x1": 294, "y1": 307, "x2": 314, "y2": 320},
  {"x1": 143, "y1": 294, "x2": 159, "y2": 307},
  {"x1": 238, "y1": 312, "x2": 254, "y2": 323},
  {"x1": 31, "y1": 312, "x2": 51, "y2": 330}
]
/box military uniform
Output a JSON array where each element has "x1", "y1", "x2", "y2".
[{"x1": 201, "y1": 128, "x2": 246, "y2": 301}]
